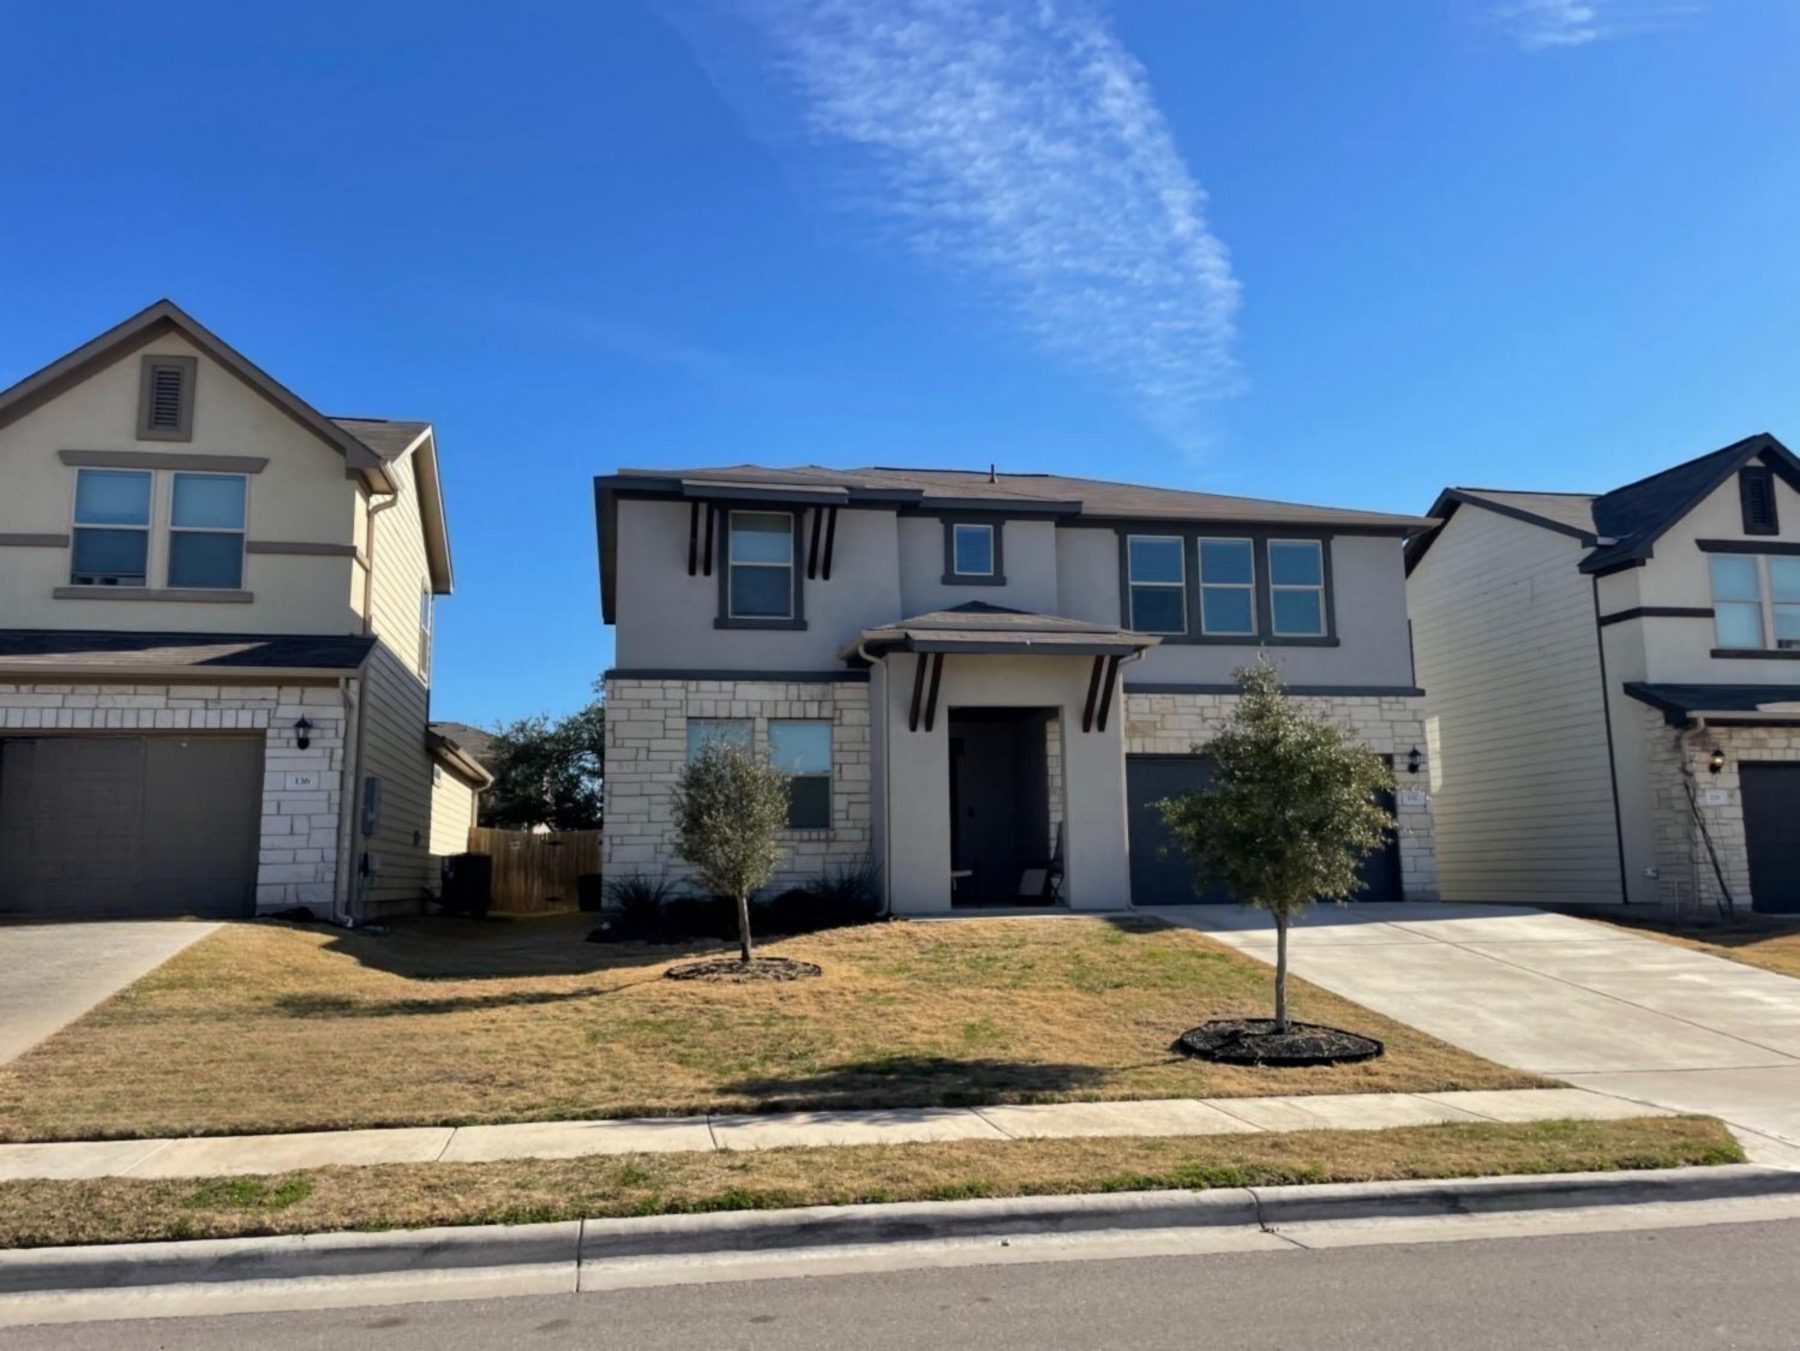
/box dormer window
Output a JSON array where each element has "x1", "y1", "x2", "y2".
[
  {"x1": 943, "y1": 519, "x2": 1004, "y2": 584},
  {"x1": 136, "y1": 355, "x2": 196, "y2": 442}
]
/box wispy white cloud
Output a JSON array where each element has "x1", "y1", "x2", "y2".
[
  {"x1": 1490, "y1": 0, "x2": 1701, "y2": 51},
  {"x1": 684, "y1": 0, "x2": 1241, "y2": 444}
]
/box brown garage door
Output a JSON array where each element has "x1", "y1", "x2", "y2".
[{"x1": 0, "y1": 735, "x2": 263, "y2": 919}]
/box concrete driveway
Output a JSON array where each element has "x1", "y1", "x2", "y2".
[
  {"x1": 0, "y1": 920, "x2": 219, "y2": 1064},
  {"x1": 1148, "y1": 904, "x2": 1800, "y2": 1165}
]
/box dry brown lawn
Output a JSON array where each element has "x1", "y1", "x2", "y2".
[
  {"x1": 1596, "y1": 914, "x2": 1800, "y2": 981},
  {"x1": 0, "y1": 1117, "x2": 1738, "y2": 1249},
  {"x1": 0, "y1": 914, "x2": 1541, "y2": 1142}
]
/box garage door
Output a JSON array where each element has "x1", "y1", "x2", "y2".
[
  {"x1": 0, "y1": 736, "x2": 263, "y2": 919},
  {"x1": 1126, "y1": 753, "x2": 1402, "y2": 906},
  {"x1": 1742, "y1": 763, "x2": 1800, "y2": 915}
]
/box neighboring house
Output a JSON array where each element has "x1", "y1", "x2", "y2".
[
  {"x1": 594, "y1": 466, "x2": 1440, "y2": 914},
  {"x1": 1407, "y1": 433, "x2": 1800, "y2": 916},
  {"x1": 0, "y1": 299, "x2": 480, "y2": 921},
  {"x1": 426, "y1": 723, "x2": 493, "y2": 856}
]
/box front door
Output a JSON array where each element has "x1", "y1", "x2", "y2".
[
  {"x1": 1742, "y1": 763, "x2": 1800, "y2": 914},
  {"x1": 948, "y1": 709, "x2": 1051, "y2": 905}
]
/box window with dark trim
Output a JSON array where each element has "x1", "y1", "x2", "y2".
[
  {"x1": 1267, "y1": 539, "x2": 1327, "y2": 637},
  {"x1": 1741, "y1": 467, "x2": 1780, "y2": 536},
  {"x1": 1712, "y1": 554, "x2": 1800, "y2": 650},
  {"x1": 1126, "y1": 535, "x2": 1186, "y2": 634},
  {"x1": 951, "y1": 523, "x2": 995, "y2": 577},
  {"x1": 1197, "y1": 538, "x2": 1255, "y2": 635},
  {"x1": 726, "y1": 511, "x2": 796, "y2": 619},
  {"x1": 770, "y1": 719, "x2": 832, "y2": 829},
  {"x1": 137, "y1": 355, "x2": 196, "y2": 441},
  {"x1": 70, "y1": 468, "x2": 152, "y2": 586}
]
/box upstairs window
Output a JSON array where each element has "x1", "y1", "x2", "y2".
[
  {"x1": 1740, "y1": 467, "x2": 1780, "y2": 536},
  {"x1": 727, "y1": 511, "x2": 795, "y2": 619},
  {"x1": 1268, "y1": 540, "x2": 1327, "y2": 637},
  {"x1": 951, "y1": 523, "x2": 996, "y2": 578},
  {"x1": 1708, "y1": 554, "x2": 1793, "y2": 650},
  {"x1": 1197, "y1": 538, "x2": 1256, "y2": 635},
  {"x1": 1126, "y1": 535, "x2": 1186, "y2": 634},
  {"x1": 71, "y1": 469, "x2": 151, "y2": 586},
  {"x1": 1776, "y1": 559, "x2": 1800, "y2": 650},
  {"x1": 137, "y1": 355, "x2": 196, "y2": 441},
  {"x1": 167, "y1": 473, "x2": 246, "y2": 589},
  {"x1": 770, "y1": 720, "x2": 832, "y2": 829}
]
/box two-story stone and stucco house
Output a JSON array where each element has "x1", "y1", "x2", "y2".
[
  {"x1": 595, "y1": 465, "x2": 1440, "y2": 915},
  {"x1": 0, "y1": 300, "x2": 489, "y2": 921},
  {"x1": 1408, "y1": 433, "x2": 1800, "y2": 916}
]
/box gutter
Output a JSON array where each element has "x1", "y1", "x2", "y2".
[
  {"x1": 855, "y1": 639, "x2": 894, "y2": 916},
  {"x1": 332, "y1": 673, "x2": 364, "y2": 926}
]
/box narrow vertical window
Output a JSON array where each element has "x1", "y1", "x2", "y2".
[
  {"x1": 167, "y1": 473, "x2": 246, "y2": 589},
  {"x1": 1126, "y1": 535, "x2": 1186, "y2": 634},
  {"x1": 419, "y1": 587, "x2": 435, "y2": 678},
  {"x1": 1710, "y1": 554, "x2": 1764, "y2": 648},
  {"x1": 1770, "y1": 557, "x2": 1800, "y2": 650},
  {"x1": 137, "y1": 355, "x2": 196, "y2": 440},
  {"x1": 1268, "y1": 540, "x2": 1327, "y2": 636},
  {"x1": 727, "y1": 511, "x2": 795, "y2": 618},
  {"x1": 1740, "y1": 467, "x2": 1779, "y2": 535},
  {"x1": 70, "y1": 468, "x2": 152, "y2": 586},
  {"x1": 1197, "y1": 538, "x2": 1256, "y2": 635},
  {"x1": 770, "y1": 720, "x2": 832, "y2": 829}
]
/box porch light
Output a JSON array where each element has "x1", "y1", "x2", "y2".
[
  {"x1": 1708, "y1": 748, "x2": 1725, "y2": 775},
  {"x1": 1406, "y1": 747, "x2": 1422, "y2": 775},
  {"x1": 294, "y1": 716, "x2": 314, "y2": 751}
]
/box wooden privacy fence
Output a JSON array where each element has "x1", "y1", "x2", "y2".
[{"x1": 466, "y1": 828, "x2": 602, "y2": 914}]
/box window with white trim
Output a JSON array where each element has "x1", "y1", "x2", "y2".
[
  {"x1": 951, "y1": 523, "x2": 995, "y2": 577},
  {"x1": 1197, "y1": 538, "x2": 1255, "y2": 635},
  {"x1": 1126, "y1": 535, "x2": 1186, "y2": 634},
  {"x1": 1712, "y1": 554, "x2": 1800, "y2": 650},
  {"x1": 167, "y1": 473, "x2": 246, "y2": 589},
  {"x1": 70, "y1": 468, "x2": 152, "y2": 586},
  {"x1": 770, "y1": 720, "x2": 832, "y2": 829},
  {"x1": 1267, "y1": 540, "x2": 1326, "y2": 637},
  {"x1": 727, "y1": 511, "x2": 795, "y2": 619},
  {"x1": 419, "y1": 586, "x2": 435, "y2": 678}
]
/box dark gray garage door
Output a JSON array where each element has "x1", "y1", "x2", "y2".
[
  {"x1": 0, "y1": 736, "x2": 263, "y2": 919},
  {"x1": 1126, "y1": 753, "x2": 1402, "y2": 906},
  {"x1": 1741, "y1": 763, "x2": 1800, "y2": 916}
]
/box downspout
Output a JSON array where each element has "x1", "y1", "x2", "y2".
[
  {"x1": 345, "y1": 485, "x2": 401, "y2": 925},
  {"x1": 856, "y1": 639, "x2": 894, "y2": 916},
  {"x1": 1677, "y1": 717, "x2": 1737, "y2": 919},
  {"x1": 332, "y1": 672, "x2": 364, "y2": 925}
]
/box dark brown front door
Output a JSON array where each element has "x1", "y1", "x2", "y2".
[{"x1": 1742, "y1": 763, "x2": 1800, "y2": 915}]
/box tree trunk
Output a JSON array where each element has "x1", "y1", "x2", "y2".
[
  {"x1": 1273, "y1": 911, "x2": 1289, "y2": 1034},
  {"x1": 736, "y1": 890, "x2": 754, "y2": 964}
]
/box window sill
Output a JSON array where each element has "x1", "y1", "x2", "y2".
[
  {"x1": 940, "y1": 573, "x2": 1007, "y2": 586},
  {"x1": 715, "y1": 617, "x2": 807, "y2": 630},
  {"x1": 1711, "y1": 647, "x2": 1800, "y2": 661},
  {"x1": 1151, "y1": 634, "x2": 1340, "y2": 648},
  {"x1": 781, "y1": 828, "x2": 835, "y2": 840},
  {"x1": 54, "y1": 586, "x2": 254, "y2": 604}
]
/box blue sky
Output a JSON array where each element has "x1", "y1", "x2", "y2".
[{"x1": 4, "y1": 1, "x2": 1797, "y2": 726}]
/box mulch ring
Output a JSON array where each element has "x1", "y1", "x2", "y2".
[
  {"x1": 663, "y1": 957, "x2": 824, "y2": 983},
  {"x1": 1175, "y1": 1018, "x2": 1383, "y2": 1067}
]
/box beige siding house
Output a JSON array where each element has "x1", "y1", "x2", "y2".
[
  {"x1": 0, "y1": 300, "x2": 488, "y2": 921},
  {"x1": 596, "y1": 466, "x2": 1441, "y2": 915},
  {"x1": 1408, "y1": 433, "x2": 1800, "y2": 915}
]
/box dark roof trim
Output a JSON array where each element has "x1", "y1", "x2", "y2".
[
  {"x1": 1622, "y1": 681, "x2": 1800, "y2": 725},
  {"x1": 1125, "y1": 683, "x2": 1425, "y2": 698},
  {"x1": 1696, "y1": 539, "x2": 1800, "y2": 557},
  {"x1": 0, "y1": 629, "x2": 375, "y2": 675},
  {"x1": 1597, "y1": 606, "x2": 1714, "y2": 627},
  {"x1": 426, "y1": 730, "x2": 495, "y2": 788},
  {"x1": 1405, "y1": 488, "x2": 1598, "y2": 575},
  {"x1": 604, "y1": 667, "x2": 869, "y2": 683},
  {"x1": 865, "y1": 637, "x2": 1150, "y2": 657},
  {"x1": 682, "y1": 481, "x2": 850, "y2": 507}
]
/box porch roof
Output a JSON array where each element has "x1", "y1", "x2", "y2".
[
  {"x1": 1624, "y1": 682, "x2": 1800, "y2": 725},
  {"x1": 845, "y1": 602, "x2": 1161, "y2": 659}
]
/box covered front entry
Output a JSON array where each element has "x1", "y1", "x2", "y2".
[
  {"x1": 1125, "y1": 753, "x2": 1403, "y2": 906},
  {"x1": 948, "y1": 708, "x2": 1056, "y2": 906},
  {"x1": 0, "y1": 735, "x2": 263, "y2": 919},
  {"x1": 1742, "y1": 763, "x2": 1800, "y2": 914}
]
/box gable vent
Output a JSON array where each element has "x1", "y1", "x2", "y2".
[
  {"x1": 148, "y1": 365, "x2": 185, "y2": 429},
  {"x1": 1741, "y1": 466, "x2": 1779, "y2": 536}
]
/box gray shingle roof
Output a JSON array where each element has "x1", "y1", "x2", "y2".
[
  {"x1": 1624, "y1": 682, "x2": 1800, "y2": 725},
  {"x1": 0, "y1": 630, "x2": 375, "y2": 673},
  {"x1": 428, "y1": 720, "x2": 495, "y2": 768},
  {"x1": 330, "y1": 418, "x2": 432, "y2": 463},
  {"x1": 848, "y1": 602, "x2": 1158, "y2": 658},
  {"x1": 1452, "y1": 489, "x2": 1599, "y2": 536}
]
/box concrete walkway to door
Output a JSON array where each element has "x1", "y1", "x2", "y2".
[
  {"x1": 1146, "y1": 904, "x2": 1800, "y2": 1166},
  {"x1": 0, "y1": 920, "x2": 219, "y2": 1065}
]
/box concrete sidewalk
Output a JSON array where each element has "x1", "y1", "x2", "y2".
[
  {"x1": 1149, "y1": 903, "x2": 1800, "y2": 1166},
  {"x1": 0, "y1": 1087, "x2": 1668, "y2": 1182}
]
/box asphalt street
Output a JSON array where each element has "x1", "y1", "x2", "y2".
[{"x1": 6, "y1": 1217, "x2": 1797, "y2": 1350}]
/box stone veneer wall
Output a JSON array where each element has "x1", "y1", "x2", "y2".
[
  {"x1": 1643, "y1": 708, "x2": 1800, "y2": 917},
  {"x1": 603, "y1": 678, "x2": 873, "y2": 893},
  {"x1": 0, "y1": 681, "x2": 348, "y2": 913},
  {"x1": 1121, "y1": 690, "x2": 1439, "y2": 901}
]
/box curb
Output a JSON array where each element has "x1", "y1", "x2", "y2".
[{"x1": 3, "y1": 1165, "x2": 1798, "y2": 1311}]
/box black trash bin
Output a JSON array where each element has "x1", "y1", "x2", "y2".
[{"x1": 442, "y1": 852, "x2": 493, "y2": 917}]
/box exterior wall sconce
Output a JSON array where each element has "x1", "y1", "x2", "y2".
[
  {"x1": 1708, "y1": 748, "x2": 1725, "y2": 775},
  {"x1": 1406, "y1": 747, "x2": 1422, "y2": 775},
  {"x1": 295, "y1": 716, "x2": 314, "y2": 751}
]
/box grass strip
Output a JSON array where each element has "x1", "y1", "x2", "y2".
[{"x1": 0, "y1": 1116, "x2": 1740, "y2": 1250}]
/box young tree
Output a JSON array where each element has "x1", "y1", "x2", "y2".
[
  {"x1": 480, "y1": 690, "x2": 606, "y2": 831},
  {"x1": 670, "y1": 740, "x2": 790, "y2": 963},
  {"x1": 1157, "y1": 665, "x2": 1394, "y2": 1032}
]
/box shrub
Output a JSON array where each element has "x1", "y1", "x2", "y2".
[{"x1": 600, "y1": 873, "x2": 680, "y2": 940}]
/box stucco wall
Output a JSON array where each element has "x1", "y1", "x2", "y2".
[
  {"x1": 0, "y1": 679, "x2": 349, "y2": 913},
  {"x1": 0, "y1": 333, "x2": 363, "y2": 634},
  {"x1": 602, "y1": 676, "x2": 873, "y2": 893},
  {"x1": 1121, "y1": 690, "x2": 1438, "y2": 901},
  {"x1": 895, "y1": 516, "x2": 1060, "y2": 616}
]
